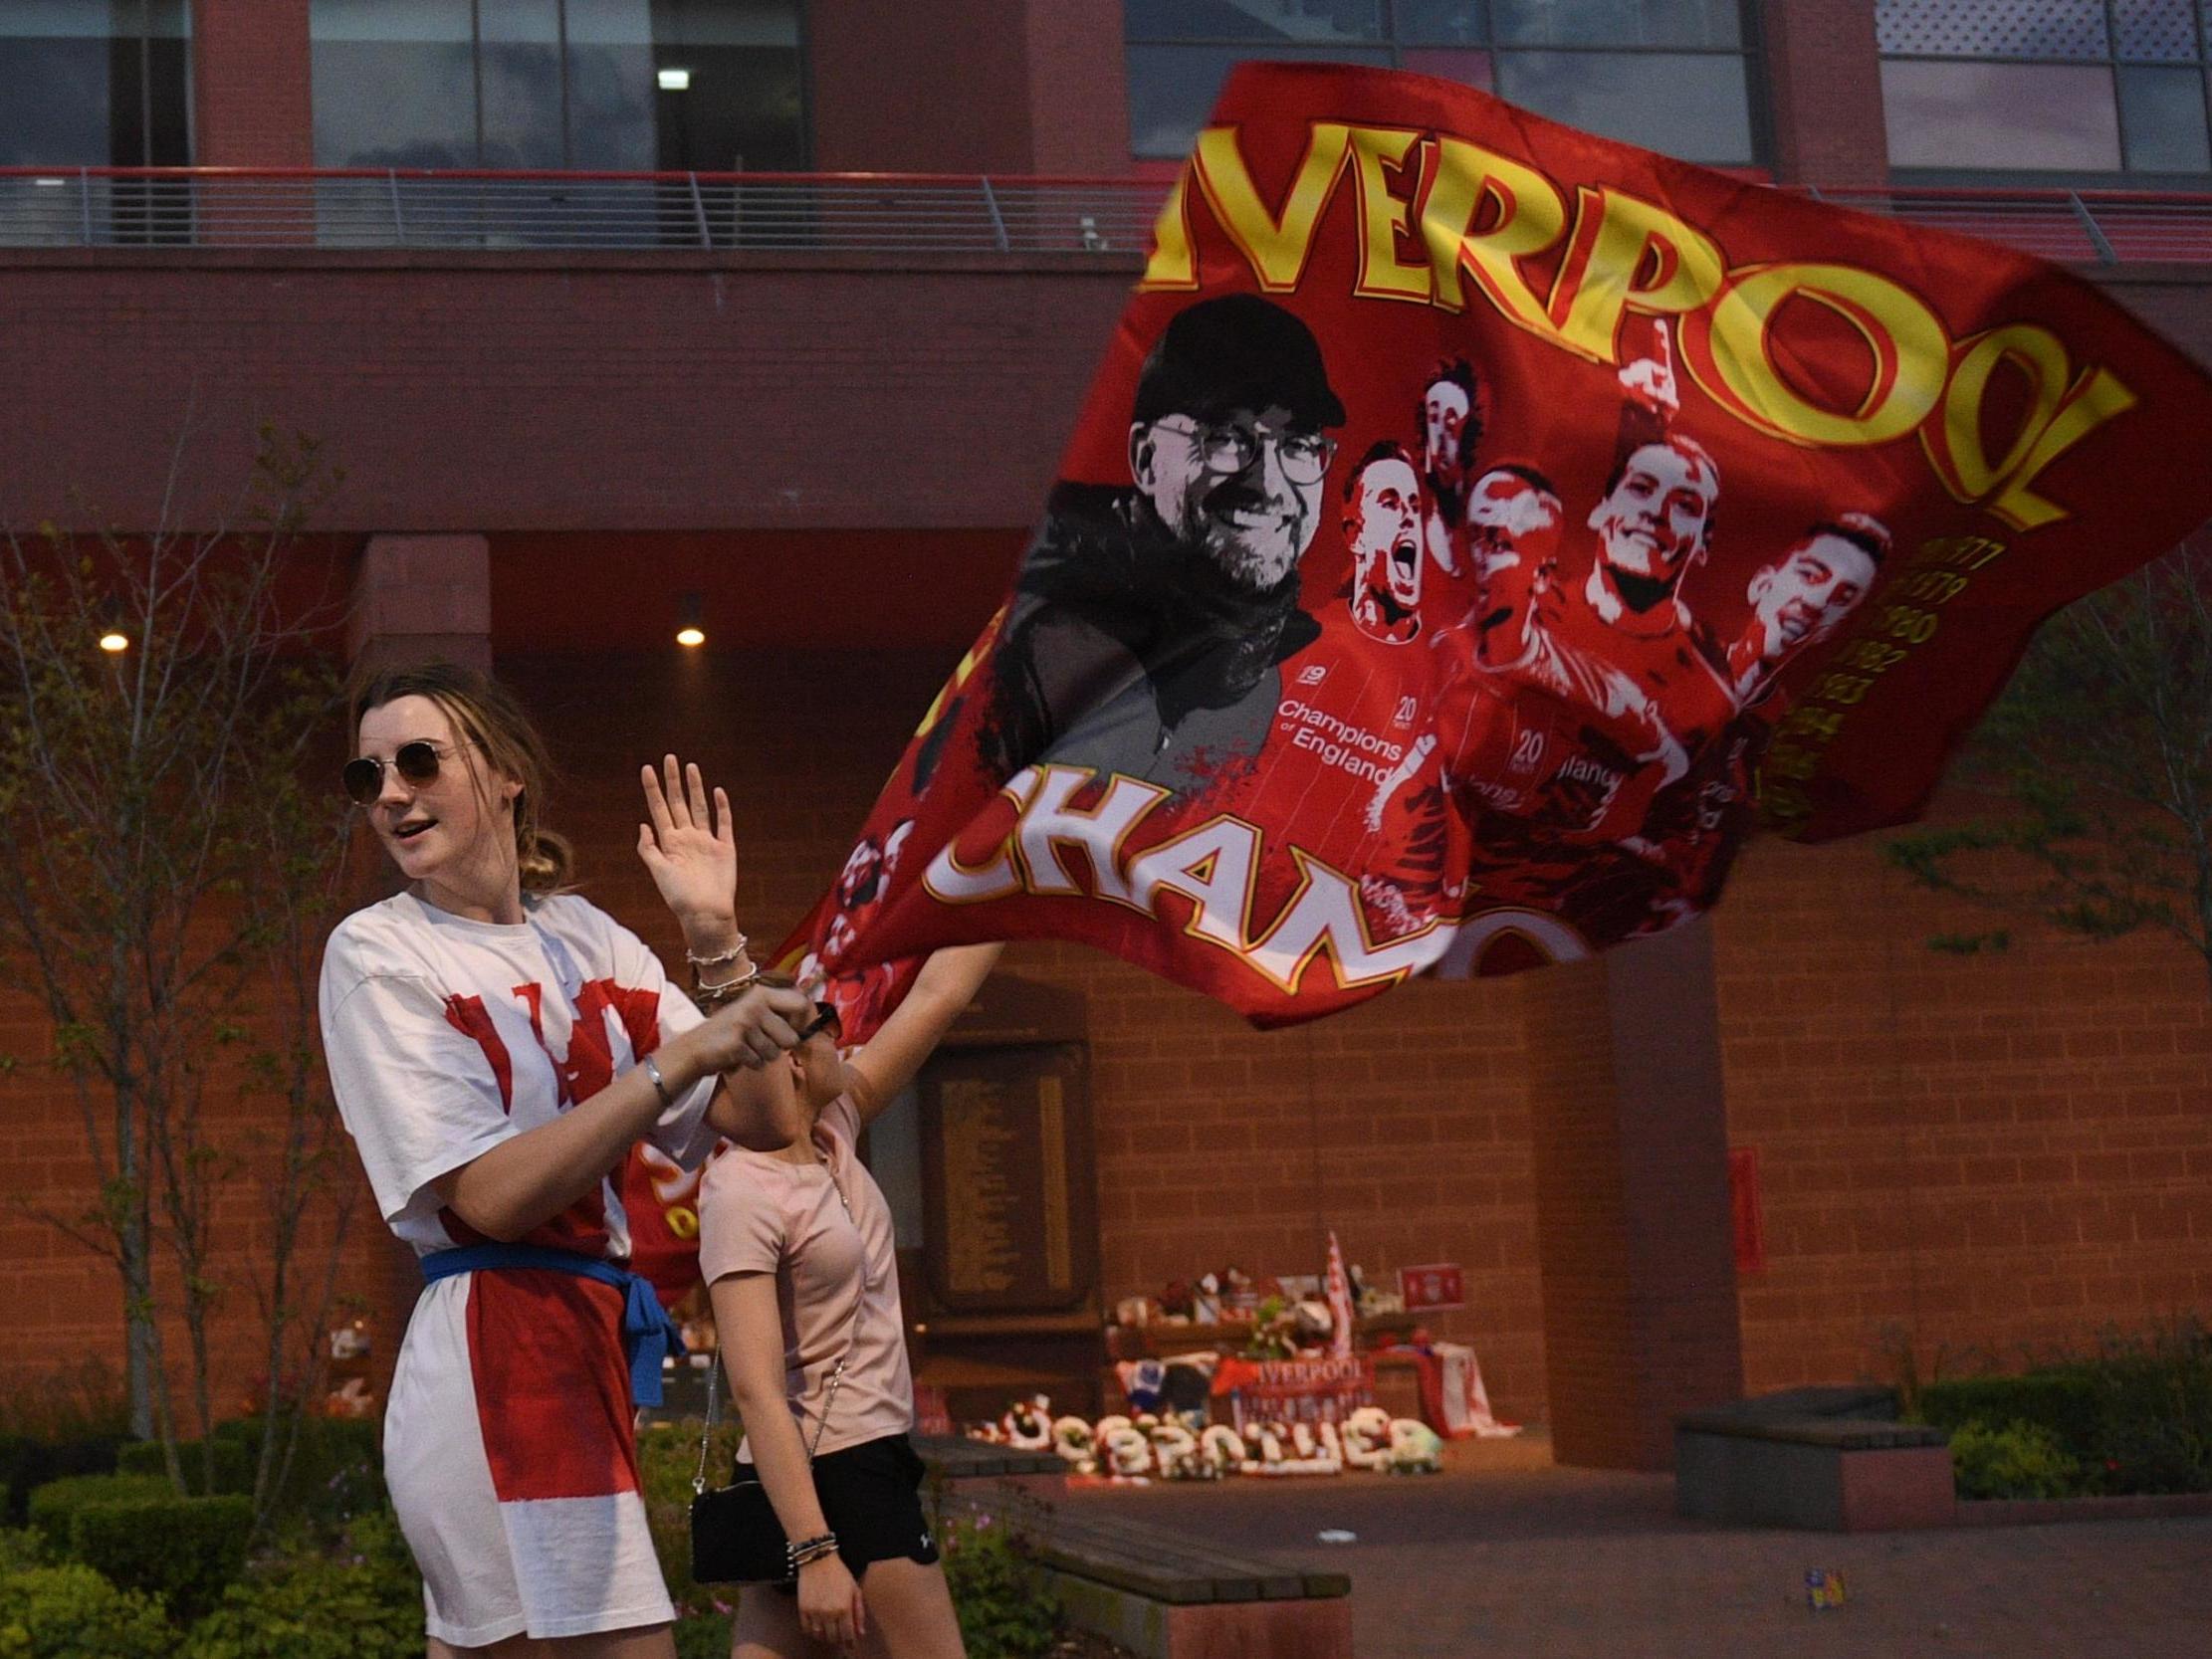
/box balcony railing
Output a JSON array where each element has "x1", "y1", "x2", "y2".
[
  {"x1": 1, "y1": 168, "x2": 2209, "y2": 267},
  {"x1": 0, "y1": 167, "x2": 1167, "y2": 256}
]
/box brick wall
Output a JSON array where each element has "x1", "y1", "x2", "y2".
[
  {"x1": 1715, "y1": 818, "x2": 2212, "y2": 1395},
  {"x1": 1755, "y1": 0, "x2": 1890, "y2": 188},
  {"x1": 0, "y1": 257, "x2": 1130, "y2": 537},
  {"x1": 190, "y1": 0, "x2": 315, "y2": 169},
  {"x1": 3, "y1": 639, "x2": 2206, "y2": 1432}
]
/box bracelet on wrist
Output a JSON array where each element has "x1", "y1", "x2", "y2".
[
  {"x1": 693, "y1": 964, "x2": 762, "y2": 1008},
  {"x1": 639, "y1": 1054, "x2": 674, "y2": 1108},
  {"x1": 786, "y1": 1532, "x2": 838, "y2": 1572},
  {"x1": 685, "y1": 934, "x2": 750, "y2": 971}
]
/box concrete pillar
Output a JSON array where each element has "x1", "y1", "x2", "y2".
[
  {"x1": 347, "y1": 534, "x2": 493, "y2": 678},
  {"x1": 1757, "y1": 0, "x2": 1891, "y2": 189},
  {"x1": 1524, "y1": 919, "x2": 1744, "y2": 1469}
]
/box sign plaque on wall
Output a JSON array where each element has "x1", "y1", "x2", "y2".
[{"x1": 918, "y1": 1042, "x2": 1098, "y2": 1315}]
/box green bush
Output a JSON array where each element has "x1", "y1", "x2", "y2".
[
  {"x1": 210, "y1": 1416, "x2": 383, "y2": 1521},
  {"x1": 0, "y1": 1438, "x2": 122, "y2": 1528},
  {"x1": 1949, "y1": 1419, "x2": 2085, "y2": 1501},
  {"x1": 179, "y1": 1557, "x2": 418, "y2": 1659},
  {"x1": 940, "y1": 1517, "x2": 1059, "y2": 1659},
  {"x1": 24, "y1": 1477, "x2": 171, "y2": 1555},
  {"x1": 0, "y1": 1533, "x2": 41, "y2": 1574},
  {"x1": 2080, "y1": 1323, "x2": 2212, "y2": 1495},
  {"x1": 1916, "y1": 1370, "x2": 2101, "y2": 1450},
  {"x1": 0, "y1": 1563, "x2": 171, "y2": 1659},
  {"x1": 180, "y1": 1506, "x2": 422, "y2": 1659},
  {"x1": 113, "y1": 1438, "x2": 254, "y2": 1497},
  {"x1": 68, "y1": 1495, "x2": 253, "y2": 1622}
]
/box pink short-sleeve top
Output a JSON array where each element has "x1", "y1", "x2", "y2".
[{"x1": 697, "y1": 1095, "x2": 914, "y2": 1461}]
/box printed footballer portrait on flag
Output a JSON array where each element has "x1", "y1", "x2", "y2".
[{"x1": 783, "y1": 62, "x2": 2212, "y2": 1035}]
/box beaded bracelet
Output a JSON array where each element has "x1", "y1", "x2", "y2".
[{"x1": 786, "y1": 1532, "x2": 839, "y2": 1572}]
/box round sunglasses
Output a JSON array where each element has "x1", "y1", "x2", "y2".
[{"x1": 342, "y1": 740, "x2": 461, "y2": 805}]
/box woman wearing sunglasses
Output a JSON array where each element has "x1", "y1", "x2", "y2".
[
  {"x1": 699, "y1": 940, "x2": 1003, "y2": 1658},
  {"x1": 320, "y1": 662, "x2": 814, "y2": 1659}
]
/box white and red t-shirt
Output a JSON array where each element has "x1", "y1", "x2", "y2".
[{"x1": 319, "y1": 890, "x2": 717, "y2": 1647}]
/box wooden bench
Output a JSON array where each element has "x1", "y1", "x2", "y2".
[
  {"x1": 1675, "y1": 1387, "x2": 1956, "y2": 1532},
  {"x1": 917, "y1": 1451, "x2": 1352, "y2": 1659}
]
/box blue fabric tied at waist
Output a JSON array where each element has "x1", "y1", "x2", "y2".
[{"x1": 420, "y1": 1244, "x2": 683, "y2": 1408}]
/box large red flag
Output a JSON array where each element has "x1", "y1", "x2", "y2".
[{"x1": 782, "y1": 62, "x2": 2212, "y2": 1035}]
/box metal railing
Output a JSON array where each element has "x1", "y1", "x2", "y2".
[
  {"x1": 1, "y1": 168, "x2": 2210, "y2": 267},
  {"x1": 0, "y1": 167, "x2": 1168, "y2": 256},
  {"x1": 1806, "y1": 184, "x2": 2212, "y2": 265}
]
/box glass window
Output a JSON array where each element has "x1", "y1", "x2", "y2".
[
  {"x1": 310, "y1": 0, "x2": 804, "y2": 171},
  {"x1": 1496, "y1": 49, "x2": 1753, "y2": 162},
  {"x1": 1493, "y1": 0, "x2": 1738, "y2": 51},
  {"x1": 0, "y1": 0, "x2": 191, "y2": 166},
  {"x1": 1401, "y1": 46, "x2": 1493, "y2": 89},
  {"x1": 1126, "y1": 0, "x2": 1756, "y2": 164},
  {"x1": 1128, "y1": 43, "x2": 1394, "y2": 159},
  {"x1": 2113, "y1": 0, "x2": 2198, "y2": 64},
  {"x1": 313, "y1": 0, "x2": 476, "y2": 169},
  {"x1": 1876, "y1": 0, "x2": 2107, "y2": 60},
  {"x1": 1395, "y1": 0, "x2": 1489, "y2": 47},
  {"x1": 1881, "y1": 61, "x2": 2123, "y2": 171},
  {"x1": 2118, "y1": 62, "x2": 2212, "y2": 170},
  {"x1": 1122, "y1": 0, "x2": 1385, "y2": 45}
]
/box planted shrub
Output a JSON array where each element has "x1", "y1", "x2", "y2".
[
  {"x1": 69, "y1": 1494, "x2": 253, "y2": 1621},
  {"x1": 0, "y1": 1529, "x2": 43, "y2": 1572},
  {"x1": 114, "y1": 1437, "x2": 255, "y2": 1496},
  {"x1": 940, "y1": 1517, "x2": 1060, "y2": 1659},
  {"x1": 1949, "y1": 1419, "x2": 2085, "y2": 1501},
  {"x1": 211, "y1": 1415, "x2": 384, "y2": 1520},
  {"x1": 25, "y1": 1476, "x2": 172, "y2": 1554},
  {"x1": 1916, "y1": 1371, "x2": 2101, "y2": 1450},
  {"x1": 0, "y1": 1562, "x2": 171, "y2": 1659},
  {"x1": 179, "y1": 1555, "x2": 419, "y2": 1659},
  {"x1": 0, "y1": 1435, "x2": 123, "y2": 1527}
]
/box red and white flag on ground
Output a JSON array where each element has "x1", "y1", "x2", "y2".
[
  {"x1": 781, "y1": 61, "x2": 2212, "y2": 1038},
  {"x1": 1324, "y1": 1231, "x2": 1355, "y2": 1360}
]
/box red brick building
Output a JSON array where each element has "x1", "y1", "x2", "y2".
[{"x1": 0, "y1": 0, "x2": 2207, "y2": 1469}]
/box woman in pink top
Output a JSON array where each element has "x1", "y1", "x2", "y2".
[{"x1": 699, "y1": 941, "x2": 1001, "y2": 1658}]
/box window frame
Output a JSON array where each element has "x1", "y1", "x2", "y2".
[
  {"x1": 309, "y1": 0, "x2": 812, "y2": 173},
  {"x1": 1878, "y1": 0, "x2": 2212, "y2": 184},
  {"x1": 1122, "y1": 0, "x2": 1768, "y2": 166}
]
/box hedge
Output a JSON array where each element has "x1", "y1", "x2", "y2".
[
  {"x1": 0, "y1": 1435, "x2": 121, "y2": 1527},
  {"x1": 69, "y1": 1495, "x2": 253, "y2": 1621},
  {"x1": 25, "y1": 1477, "x2": 172, "y2": 1555}
]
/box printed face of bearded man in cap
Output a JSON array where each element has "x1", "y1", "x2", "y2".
[{"x1": 1126, "y1": 294, "x2": 1346, "y2": 593}]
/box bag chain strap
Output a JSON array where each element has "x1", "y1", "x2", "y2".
[{"x1": 693, "y1": 1154, "x2": 864, "y2": 1497}]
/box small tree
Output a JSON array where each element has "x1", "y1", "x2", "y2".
[
  {"x1": 1885, "y1": 541, "x2": 2212, "y2": 1000},
  {"x1": 0, "y1": 426, "x2": 357, "y2": 1529}
]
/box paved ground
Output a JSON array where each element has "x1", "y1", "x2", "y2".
[{"x1": 1051, "y1": 1433, "x2": 2211, "y2": 1658}]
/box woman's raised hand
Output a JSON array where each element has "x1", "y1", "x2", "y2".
[{"x1": 637, "y1": 754, "x2": 737, "y2": 932}]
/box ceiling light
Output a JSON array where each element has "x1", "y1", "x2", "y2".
[
  {"x1": 657, "y1": 67, "x2": 692, "y2": 91},
  {"x1": 676, "y1": 592, "x2": 705, "y2": 648}
]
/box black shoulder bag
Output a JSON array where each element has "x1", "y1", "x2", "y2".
[{"x1": 688, "y1": 1346, "x2": 848, "y2": 1584}]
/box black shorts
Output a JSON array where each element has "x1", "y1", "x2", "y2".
[{"x1": 767, "y1": 1433, "x2": 940, "y2": 1588}]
